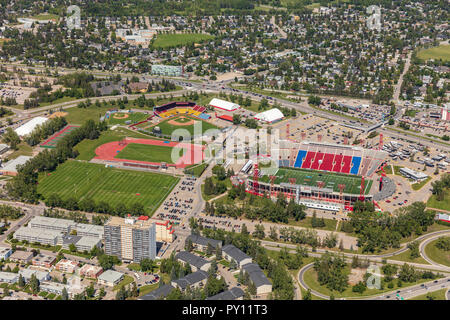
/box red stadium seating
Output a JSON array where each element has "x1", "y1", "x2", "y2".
[
  {"x1": 301, "y1": 151, "x2": 316, "y2": 169},
  {"x1": 341, "y1": 156, "x2": 352, "y2": 173},
  {"x1": 311, "y1": 152, "x2": 324, "y2": 170},
  {"x1": 319, "y1": 153, "x2": 334, "y2": 171},
  {"x1": 332, "y1": 154, "x2": 343, "y2": 172}
]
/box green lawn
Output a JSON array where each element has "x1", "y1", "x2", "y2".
[
  {"x1": 30, "y1": 13, "x2": 59, "y2": 21},
  {"x1": 107, "y1": 111, "x2": 149, "y2": 125},
  {"x1": 184, "y1": 162, "x2": 209, "y2": 177},
  {"x1": 65, "y1": 105, "x2": 120, "y2": 124},
  {"x1": 417, "y1": 45, "x2": 450, "y2": 62},
  {"x1": 427, "y1": 189, "x2": 450, "y2": 211},
  {"x1": 152, "y1": 33, "x2": 214, "y2": 49},
  {"x1": 411, "y1": 176, "x2": 432, "y2": 191},
  {"x1": 424, "y1": 237, "x2": 450, "y2": 267},
  {"x1": 259, "y1": 167, "x2": 372, "y2": 195},
  {"x1": 388, "y1": 249, "x2": 429, "y2": 265},
  {"x1": 6, "y1": 142, "x2": 33, "y2": 160},
  {"x1": 408, "y1": 288, "x2": 448, "y2": 300},
  {"x1": 113, "y1": 275, "x2": 134, "y2": 291},
  {"x1": 74, "y1": 127, "x2": 156, "y2": 161},
  {"x1": 138, "y1": 283, "x2": 159, "y2": 296},
  {"x1": 116, "y1": 143, "x2": 185, "y2": 164},
  {"x1": 37, "y1": 160, "x2": 179, "y2": 215}
]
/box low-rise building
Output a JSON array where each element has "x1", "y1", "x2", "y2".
[
  {"x1": 0, "y1": 246, "x2": 13, "y2": 260},
  {"x1": 14, "y1": 227, "x2": 60, "y2": 246},
  {"x1": 73, "y1": 236, "x2": 102, "y2": 252},
  {"x1": 19, "y1": 268, "x2": 51, "y2": 282},
  {"x1": 0, "y1": 271, "x2": 19, "y2": 284},
  {"x1": 0, "y1": 156, "x2": 32, "y2": 176},
  {"x1": 79, "y1": 264, "x2": 103, "y2": 279},
  {"x1": 9, "y1": 250, "x2": 34, "y2": 264},
  {"x1": 242, "y1": 263, "x2": 272, "y2": 295},
  {"x1": 186, "y1": 234, "x2": 222, "y2": 253},
  {"x1": 399, "y1": 167, "x2": 429, "y2": 181},
  {"x1": 40, "y1": 281, "x2": 84, "y2": 298},
  {"x1": 222, "y1": 244, "x2": 252, "y2": 268},
  {"x1": 138, "y1": 284, "x2": 175, "y2": 300},
  {"x1": 206, "y1": 287, "x2": 245, "y2": 300},
  {"x1": 175, "y1": 251, "x2": 211, "y2": 272},
  {"x1": 97, "y1": 270, "x2": 124, "y2": 287},
  {"x1": 171, "y1": 270, "x2": 208, "y2": 292},
  {"x1": 55, "y1": 259, "x2": 79, "y2": 274},
  {"x1": 31, "y1": 253, "x2": 56, "y2": 269}
]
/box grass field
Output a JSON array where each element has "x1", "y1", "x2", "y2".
[
  {"x1": 408, "y1": 288, "x2": 448, "y2": 300},
  {"x1": 116, "y1": 143, "x2": 185, "y2": 164},
  {"x1": 6, "y1": 142, "x2": 33, "y2": 160},
  {"x1": 259, "y1": 167, "x2": 372, "y2": 195},
  {"x1": 37, "y1": 160, "x2": 179, "y2": 214},
  {"x1": 417, "y1": 45, "x2": 450, "y2": 62},
  {"x1": 427, "y1": 189, "x2": 450, "y2": 211},
  {"x1": 74, "y1": 127, "x2": 158, "y2": 161},
  {"x1": 151, "y1": 115, "x2": 219, "y2": 136},
  {"x1": 424, "y1": 237, "x2": 450, "y2": 267},
  {"x1": 30, "y1": 13, "x2": 59, "y2": 21},
  {"x1": 152, "y1": 33, "x2": 214, "y2": 48},
  {"x1": 388, "y1": 249, "x2": 429, "y2": 265},
  {"x1": 107, "y1": 112, "x2": 149, "y2": 125}
]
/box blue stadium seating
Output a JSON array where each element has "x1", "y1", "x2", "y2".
[
  {"x1": 294, "y1": 150, "x2": 307, "y2": 168},
  {"x1": 350, "y1": 156, "x2": 362, "y2": 175}
]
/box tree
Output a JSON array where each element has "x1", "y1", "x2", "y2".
[
  {"x1": 252, "y1": 224, "x2": 265, "y2": 239},
  {"x1": 18, "y1": 274, "x2": 25, "y2": 287},
  {"x1": 115, "y1": 285, "x2": 127, "y2": 300},
  {"x1": 30, "y1": 274, "x2": 40, "y2": 294},
  {"x1": 69, "y1": 243, "x2": 77, "y2": 253},
  {"x1": 140, "y1": 258, "x2": 156, "y2": 272},
  {"x1": 85, "y1": 282, "x2": 95, "y2": 298},
  {"x1": 2, "y1": 127, "x2": 21, "y2": 150},
  {"x1": 185, "y1": 238, "x2": 193, "y2": 252},
  {"x1": 303, "y1": 289, "x2": 312, "y2": 300},
  {"x1": 269, "y1": 226, "x2": 278, "y2": 241},
  {"x1": 407, "y1": 241, "x2": 420, "y2": 259}
]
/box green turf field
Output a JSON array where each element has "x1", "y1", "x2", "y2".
[
  {"x1": 259, "y1": 167, "x2": 372, "y2": 195},
  {"x1": 152, "y1": 33, "x2": 215, "y2": 48},
  {"x1": 116, "y1": 143, "x2": 185, "y2": 164},
  {"x1": 107, "y1": 112, "x2": 149, "y2": 125},
  {"x1": 37, "y1": 161, "x2": 179, "y2": 214},
  {"x1": 152, "y1": 115, "x2": 219, "y2": 136},
  {"x1": 417, "y1": 45, "x2": 450, "y2": 62}
]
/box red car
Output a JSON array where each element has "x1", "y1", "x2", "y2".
[{"x1": 386, "y1": 200, "x2": 391, "y2": 203}]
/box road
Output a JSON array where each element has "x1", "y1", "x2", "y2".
[{"x1": 419, "y1": 233, "x2": 449, "y2": 268}]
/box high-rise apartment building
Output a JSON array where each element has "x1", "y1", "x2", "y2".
[{"x1": 104, "y1": 216, "x2": 156, "y2": 262}]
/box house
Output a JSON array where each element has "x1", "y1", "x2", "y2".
[
  {"x1": 242, "y1": 263, "x2": 272, "y2": 295},
  {"x1": 186, "y1": 234, "x2": 222, "y2": 253},
  {"x1": 97, "y1": 270, "x2": 124, "y2": 287},
  {"x1": 55, "y1": 259, "x2": 79, "y2": 273},
  {"x1": 0, "y1": 246, "x2": 13, "y2": 260},
  {"x1": 206, "y1": 287, "x2": 245, "y2": 300},
  {"x1": 79, "y1": 264, "x2": 103, "y2": 279},
  {"x1": 138, "y1": 284, "x2": 175, "y2": 300},
  {"x1": 31, "y1": 253, "x2": 56, "y2": 269},
  {"x1": 175, "y1": 251, "x2": 211, "y2": 272},
  {"x1": 171, "y1": 270, "x2": 208, "y2": 292},
  {"x1": 222, "y1": 244, "x2": 252, "y2": 268},
  {"x1": 9, "y1": 250, "x2": 34, "y2": 264}
]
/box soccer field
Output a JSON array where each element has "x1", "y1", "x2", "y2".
[
  {"x1": 38, "y1": 161, "x2": 179, "y2": 214},
  {"x1": 116, "y1": 143, "x2": 185, "y2": 164},
  {"x1": 152, "y1": 33, "x2": 215, "y2": 48},
  {"x1": 260, "y1": 167, "x2": 372, "y2": 195}
]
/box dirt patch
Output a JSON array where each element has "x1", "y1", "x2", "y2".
[
  {"x1": 167, "y1": 116, "x2": 196, "y2": 126},
  {"x1": 113, "y1": 113, "x2": 129, "y2": 119},
  {"x1": 348, "y1": 268, "x2": 366, "y2": 286},
  {"x1": 48, "y1": 111, "x2": 68, "y2": 118}
]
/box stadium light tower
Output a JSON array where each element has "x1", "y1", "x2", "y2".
[
  {"x1": 359, "y1": 176, "x2": 365, "y2": 201},
  {"x1": 317, "y1": 181, "x2": 325, "y2": 200},
  {"x1": 269, "y1": 175, "x2": 276, "y2": 197},
  {"x1": 253, "y1": 163, "x2": 259, "y2": 194},
  {"x1": 378, "y1": 133, "x2": 383, "y2": 150},
  {"x1": 338, "y1": 184, "x2": 346, "y2": 206},
  {"x1": 286, "y1": 123, "x2": 290, "y2": 139}
]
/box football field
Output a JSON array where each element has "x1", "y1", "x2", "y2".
[
  {"x1": 116, "y1": 143, "x2": 185, "y2": 164},
  {"x1": 260, "y1": 167, "x2": 372, "y2": 195},
  {"x1": 38, "y1": 161, "x2": 179, "y2": 214}
]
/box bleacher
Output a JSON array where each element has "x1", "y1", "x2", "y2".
[
  {"x1": 277, "y1": 142, "x2": 387, "y2": 177},
  {"x1": 153, "y1": 101, "x2": 208, "y2": 119}
]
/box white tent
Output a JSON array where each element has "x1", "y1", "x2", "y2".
[
  {"x1": 254, "y1": 108, "x2": 284, "y2": 123},
  {"x1": 14, "y1": 116, "x2": 48, "y2": 137},
  {"x1": 209, "y1": 98, "x2": 240, "y2": 111}
]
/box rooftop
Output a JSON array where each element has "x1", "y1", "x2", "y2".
[
  {"x1": 222, "y1": 244, "x2": 251, "y2": 263},
  {"x1": 175, "y1": 251, "x2": 210, "y2": 270},
  {"x1": 187, "y1": 234, "x2": 222, "y2": 248},
  {"x1": 138, "y1": 284, "x2": 175, "y2": 300},
  {"x1": 98, "y1": 269, "x2": 123, "y2": 283},
  {"x1": 106, "y1": 216, "x2": 155, "y2": 230},
  {"x1": 242, "y1": 263, "x2": 272, "y2": 287},
  {"x1": 1, "y1": 156, "x2": 32, "y2": 173},
  {"x1": 206, "y1": 287, "x2": 245, "y2": 300}
]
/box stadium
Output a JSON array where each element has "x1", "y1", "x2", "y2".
[
  {"x1": 153, "y1": 101, "x2": 210, "y2": 120},
  {"x1": 236, "y1": 140, "x2": 388, "y2": 212}
]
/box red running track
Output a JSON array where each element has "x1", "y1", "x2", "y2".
[{"x1": 93, "y1": 138, "x2": 205, "y2": 168}]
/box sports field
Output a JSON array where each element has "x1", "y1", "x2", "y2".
[
  {"x1": 417, "y1": 45, "x2": 450, "y2": 62},
  {"x1": 152, "y1": 33, "x2": 214, "y2": 48},
  {"x1": 259, "y1": 167, "x2": 372, "y2": 195},
  {"x1": 152, "y1": 115, "x2": 218, "y2": 136},
  {"x1": 40, "y1": 125, "x2": 80, "y2": 148},
  {"x1": 116, "y1": 143, "x2": 185, "y2": 164},
  {"x1": 37, "y1": 161, "x2": 179, "y2": 214}
]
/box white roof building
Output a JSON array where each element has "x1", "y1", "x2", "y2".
[
  {"x1": 254, "y1": 108, "x2": 284, "y2": 123},
  {"x1": 0, "y1": 156, "x2": 32, "y2": 174},
  {"x1": 209, "y1": 98, "x2": 240, "y2": 111},
  {"x1": 14, "y1": 116, "x2": 48, "y2": 137}
]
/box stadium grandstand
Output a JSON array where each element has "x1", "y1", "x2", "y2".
[
  {"x1": 236, "y1": 141, "x2": 388, "y2": 212},
  {"x1": 153, "y1": 101, "x2": 208, "y2": 119}
]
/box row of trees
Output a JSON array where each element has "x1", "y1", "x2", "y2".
[
  {"x1": 24, "y1": 116, "x2": 67, "y2": 146},
  {"x1": 431, "y1": 173, "x2": 450, "y2": 202},
  {"x1": 6, "y1": 119, "x2": 107, "y2": 203}
]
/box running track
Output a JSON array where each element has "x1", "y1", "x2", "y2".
[{"x1": 93, "y1": 138, "x2": 205, "y2": 168}]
